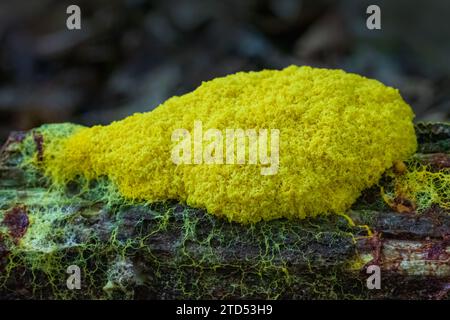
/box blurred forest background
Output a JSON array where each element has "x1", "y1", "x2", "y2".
[{"x1": 1, "y1": 0, "x2": 449, "y2": 144}]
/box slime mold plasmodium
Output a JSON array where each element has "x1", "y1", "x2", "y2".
[{"x1": 38, "y1": 66, "x2": 417, "y2": 224}]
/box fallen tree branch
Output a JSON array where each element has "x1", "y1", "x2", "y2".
[{"x1": 0, "y1": 122, "x2": 449, "y2": 299}]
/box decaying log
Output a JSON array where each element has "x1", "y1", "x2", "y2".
[{"x1": 0, "y1": 122, "x2": 449, "y2": 300}]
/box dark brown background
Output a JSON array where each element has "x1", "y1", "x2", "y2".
[{"x1": 1, "y1": 0, "x2": 449, "y2": 144}]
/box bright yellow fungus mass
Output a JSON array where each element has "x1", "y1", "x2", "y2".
[{"x1": 42, "y1": 66, "x2": 417, "y2": 224}]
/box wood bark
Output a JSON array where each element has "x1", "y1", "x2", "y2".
[{"x1": 0, "y1": 122, "x2": 449, "y2": 299}]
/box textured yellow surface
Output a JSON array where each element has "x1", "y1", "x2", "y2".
[{"x1": 42, "y1": 66, "x2": 417, "y2": 223}]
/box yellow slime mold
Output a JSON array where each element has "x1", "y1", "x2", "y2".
[{"x1": 42, "y1": 66, "x2": 417, "y2": 223}]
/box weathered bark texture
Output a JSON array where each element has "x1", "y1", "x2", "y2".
[{"x1": 0, "y1": 122, "x2": 449, "y2": 300}]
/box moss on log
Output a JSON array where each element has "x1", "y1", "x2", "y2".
[{"x1": 0, "y1": 122, "x2": 449, "y2": 300}]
